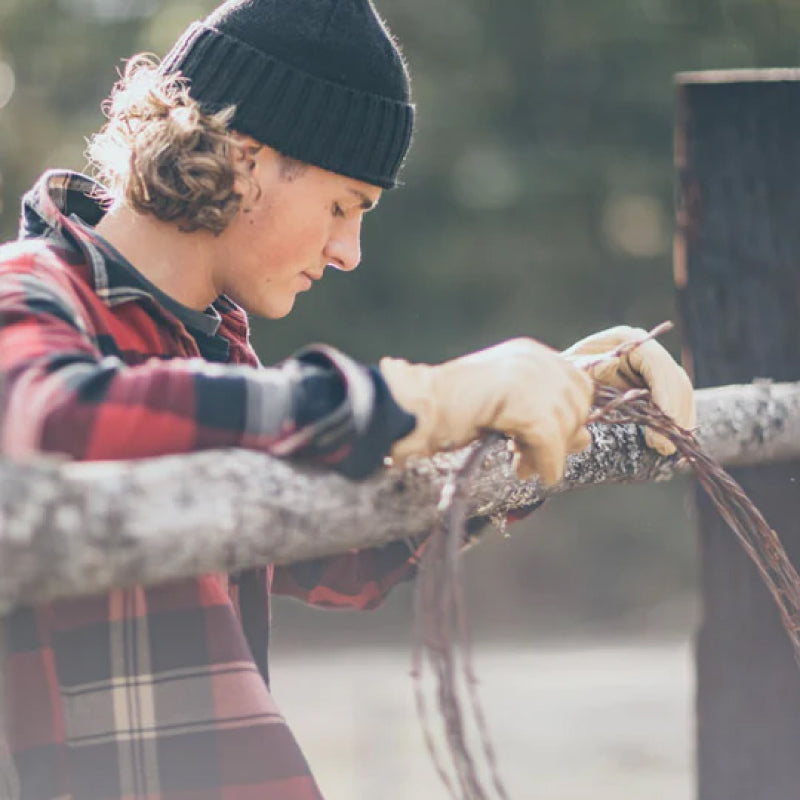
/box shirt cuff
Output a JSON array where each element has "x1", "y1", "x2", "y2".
[
  {"x1": 333, "y1": 366, "x2": 416, "y2": 479},
  {"x1": 281, "y1": 345, "x2": 416, "y2": 479}
]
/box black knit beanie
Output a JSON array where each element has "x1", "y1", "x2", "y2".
[{"x1": 161, "y1": 0, "x2": 414, "y2": 189}]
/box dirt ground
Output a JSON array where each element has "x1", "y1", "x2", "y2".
[{"x1": 270, "y1": 639, "x2": 693, "y2": 800}]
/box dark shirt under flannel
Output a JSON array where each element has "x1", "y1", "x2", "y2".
[{"x1": 0, "y1": 170, "x2": 422, "y2": 800}]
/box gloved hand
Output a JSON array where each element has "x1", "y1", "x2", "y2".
[
  {"x1": 561, "y1": 325, "x2": 696, "y2": 456},
  {"x1": 379, "y1": 338, "x2": 594, "y2": 485}
]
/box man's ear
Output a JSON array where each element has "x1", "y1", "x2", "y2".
[{"x1": 230, "y1": 134, "x2": 264, "y2": 209}]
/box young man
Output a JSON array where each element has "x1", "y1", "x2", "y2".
[{"x1": 0, "y1": 0, "x2": 695, "y2": 797}]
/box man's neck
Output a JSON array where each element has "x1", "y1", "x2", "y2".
[{"x1": 95, "y1": 205, "x2": 220, "y2": 311}]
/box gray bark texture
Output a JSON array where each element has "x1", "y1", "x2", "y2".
[{"x1": 0, "y1": 379, "x2": 797, "y2": 613}]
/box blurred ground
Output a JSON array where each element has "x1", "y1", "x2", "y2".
[{"x1": 271, "y1": 639, "x2": 693, "y2": 800}]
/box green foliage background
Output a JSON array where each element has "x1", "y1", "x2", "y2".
[{"x1": 1, "y1": 0, "x2": 798, "y2": 641}]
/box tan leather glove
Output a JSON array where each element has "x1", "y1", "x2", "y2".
[
  {"x1": 380, "y1": 338, "x2": 594, "y2": 485},
  {"x1": 562, "y1": 325, "x2": 696, "y2": 456}
]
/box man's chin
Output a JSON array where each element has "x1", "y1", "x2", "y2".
[{"x1": 243, "y1": 292, "x2": 297, "y2": 320}]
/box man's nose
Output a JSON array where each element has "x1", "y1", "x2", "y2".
[{"x1": 325, "y1": 218, "x2": 362, "y2": 272}]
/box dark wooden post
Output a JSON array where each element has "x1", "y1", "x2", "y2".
[{"x1": 676, "y1": 70, "x2": 800, "y2": 800}]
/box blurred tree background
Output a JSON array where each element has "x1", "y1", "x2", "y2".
[{"x1": 1, "y1": 0, "x2": 799, "y2": 644}]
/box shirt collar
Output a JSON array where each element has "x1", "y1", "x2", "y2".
[
  {"x1": 68, "y1": 213, "x2": 222, "y2": 338},
  {"x1": 19, "y1": 169, "x2": 226, "y2": 337}
]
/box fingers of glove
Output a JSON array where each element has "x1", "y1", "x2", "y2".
[
  {"x1": 565, "y1": 337, "x2": 649, "y2": 392},
  {"x1": 649, "y1": 370, "x2": 696, "y2": 433},
  {"x1": 559, "y1": 359, "x2": 595, "y2": 401},
  {"x1": 562, "y1": 326, "x2": 638, "y2": 358},
  {"x1": 553, "y1": 370, "x2": 595, "y2": 449},
  {"x1": 566, "y1": 425, "x2": 592, "y2": 454},
  {"x1": 487, "y1": 339, "x2": 593, "y2": 422},
  {"x1": 526, "y1": 367, "x2": 594, "y2": 444},
  {"x1": 576, "y1": 327, "x2": 652, "y2": 389},
  {"x1": 622, "y1": 342, "x2": 695, "y2": 456},
  {"x1": 515, "y1": 436, "x2": 567, "y2": 486},
  {"x1": 644, "y1": 426, "x2": 677, "y2": 456},
  {"x1": 513, "y1": 386, "x2": 591, "y2": 484},
  {"x1": 388, "y1": 437, "x2": 419, "y2": 466},
  {"x1": 641, "y1": 380, "x2": 694, "y2": 456},
  {"x1": 627, "y1": 343, "x2": 696, "y2": 431},
  {"x1": 584, "y1": 358, "x2": 644, "y2": 391}
]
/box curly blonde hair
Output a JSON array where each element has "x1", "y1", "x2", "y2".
[{"x1": 87, "y1": 55, "x2": 251, "y2": 235}]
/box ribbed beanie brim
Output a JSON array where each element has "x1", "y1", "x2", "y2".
[{"x1": 161, "y1": 3, "x2": 414, "y2": 189}]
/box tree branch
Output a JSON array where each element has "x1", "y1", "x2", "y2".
[{"x1": 1, "y1": 380, "x2": 798, "y2": 612}]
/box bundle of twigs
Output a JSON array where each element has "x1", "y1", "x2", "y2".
[
  {"x1": 412, "y1": 324, "x2": 800, "y2": 800},
  {"x1": 412, "y1": 430, "x2": 509, "y2": 800},
  {"x1": 590, "y1": 384, "x2": 800, "y2": 663}
]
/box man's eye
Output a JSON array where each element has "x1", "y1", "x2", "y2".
[{"x1": 332, "y1": 203, "x2": 345, "y2": 218}]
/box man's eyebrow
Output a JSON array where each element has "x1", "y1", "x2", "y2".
[{"x1": 348, "y1": 187, "x2": 380, "y2": 211}]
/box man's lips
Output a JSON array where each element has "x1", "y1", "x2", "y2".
[{"x1": 297, "y1": 271, "x2": 321, "y2": 291}]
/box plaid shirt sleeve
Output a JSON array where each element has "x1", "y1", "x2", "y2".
[
  {"x1": 270, "y1": 363, "x2": 427, "y2": 608},
  {"x1": 0, "y1": 247, "x2": 400, "y2": 468},
  {"x1": 271, "y1": 535, "x2": 427, "y2": 609}
]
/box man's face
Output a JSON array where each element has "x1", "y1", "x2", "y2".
[{"x1": 212, "y1": 144, "x2": 382, "y2": 319}]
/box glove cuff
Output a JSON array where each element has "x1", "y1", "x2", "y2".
[{"x1": 379, "y1": 357, "x2": 446, "y2": 463}]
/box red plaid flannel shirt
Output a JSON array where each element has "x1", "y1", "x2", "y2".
[{"x1": 0, "y1": 170, "x2": 424, "y2": 800}]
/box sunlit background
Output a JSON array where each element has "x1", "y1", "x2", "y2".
[{"x1": 2, "y1": 0, "x2": 800, "y2": 796}]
